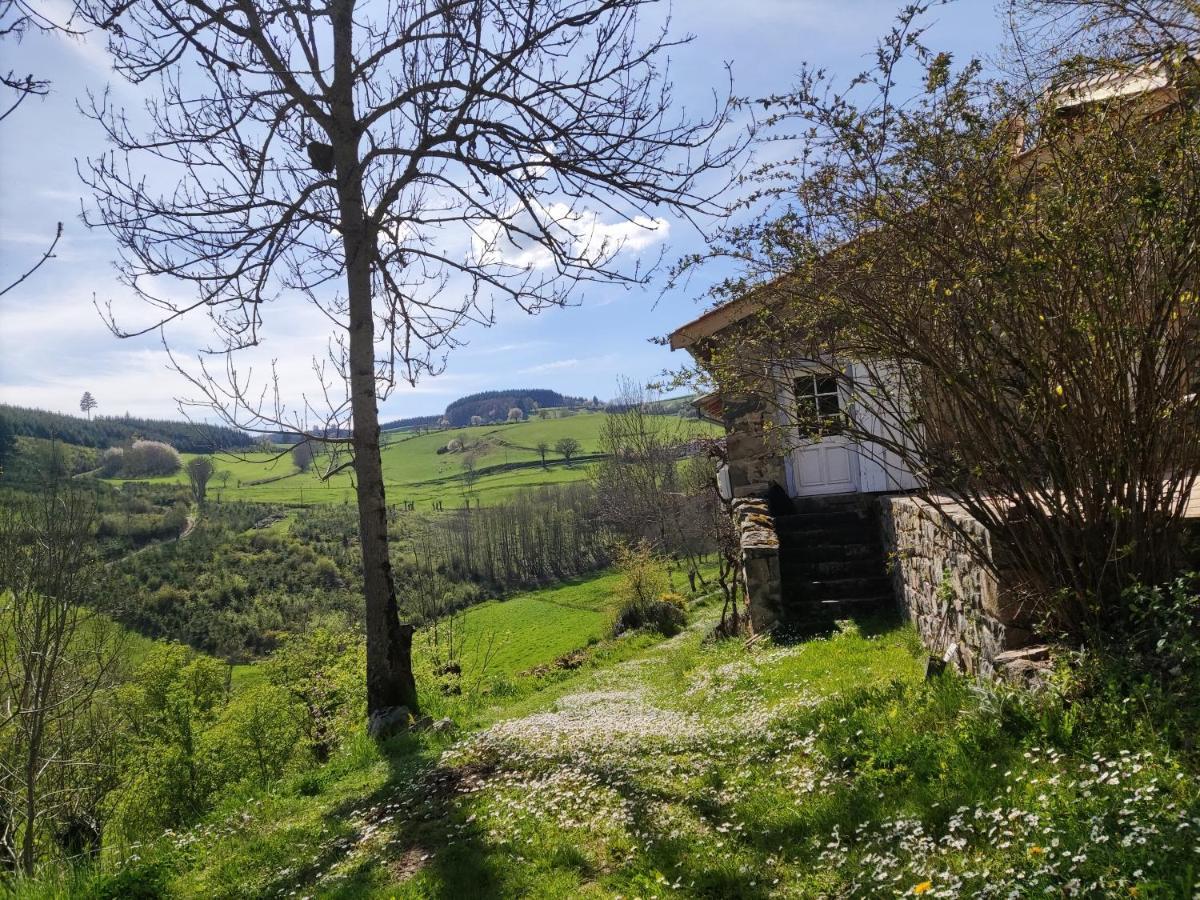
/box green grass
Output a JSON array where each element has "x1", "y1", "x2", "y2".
[
  {"x1": 422, "y1": 573, "x2": 617, "y2": 678},
  {"x1": 58, "y1": 602, "x2": 1199, "y2": 900},
  {"x1": 99, "y1": 412, "x2": 719, "y2": 508}
]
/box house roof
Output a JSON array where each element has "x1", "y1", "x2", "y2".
[
  {"x1": 1051, "y1": 61, "x2": 1176, "y2": 113},
  {"x1": 669, "y1": 58, "x2": 1193, "y2": 355},
  {"x1": 668, "y1": 279, "x2": 779, "y2": 351}
]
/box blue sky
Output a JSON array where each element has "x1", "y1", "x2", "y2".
[{"x1": 0, "y1": 0, "x2": 1004, "y2": 423}]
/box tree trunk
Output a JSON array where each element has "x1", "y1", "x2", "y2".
[
  {"x1": 331, "y1": 0, "x2": 418, "y2": 717},
  {"x1": 21, "y1": 713, "x2": 42, "y2": 875}
]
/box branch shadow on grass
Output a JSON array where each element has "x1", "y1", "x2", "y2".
[{"x1": 287, "y1": 730, "x2": 510, "y2": 899}]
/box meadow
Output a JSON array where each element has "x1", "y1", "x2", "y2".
[
  {"x1": 102, "y1": 411, "x2": 719, "y2": 508},
  {"x1": 39, "y1": 598, "x2": 1198, "y2": 899}
]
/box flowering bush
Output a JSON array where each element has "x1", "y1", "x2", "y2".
[{"x1": 119, "y1": 439, "x2": 182, "y2": 477}]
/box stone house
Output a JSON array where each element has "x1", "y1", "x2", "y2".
[{"x1": 669, "y1": 62, "x2": 1191, "y2": 676}]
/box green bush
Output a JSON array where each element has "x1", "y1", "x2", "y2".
[
  {"x1": 106, "y1": 644, "x2": 228, "y2": 841},
  {"x1": 612, "y1": 542, "x2": 686, "y2": 636},
  {"x1": 205, "y1": 683, "x2": 303, "y2": 791},
  {"x1": 263, "y1": 622, "x2": 366, "y2": 761}
]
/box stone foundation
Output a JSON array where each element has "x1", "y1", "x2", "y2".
[
  {"x1": 879, "y1": 495, "x2": 1032, "y2": 677},
  {"x1": 731, "y1": 497, "x2": 782, "y2": 633},
  {"x1": 721, "y1": 395, "x2": 786, "y2": 498}
]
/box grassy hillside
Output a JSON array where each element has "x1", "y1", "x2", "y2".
[
  {"x1": 100, "y1": 412, "x2": 720, "y2": 508},
  {"x1": 51, "y1": 596, "x2": 1199, "y2": 899},
  {"x1": 422, "y1": 575, "x2": 616, "y2": 679}
]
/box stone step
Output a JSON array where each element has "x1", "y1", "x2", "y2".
[
  {"x1": 782, "y1": 595, "x2": 895, "y2": 629},
  {"x1": 778, "y1": 542, "x2": 883, "y2": 565},
  {"x1": 776, "y1": 521, "x2": 877, "y2": 545},
  {"x1": 780, "y1": 556, "x2": 887, "y2": 580},
  {"x1": 786, "y1": 575, "x2": 895, "y2": 602},
  {"x1": 775, "y1": 509, "x2": 874, "y2": 534},
  {"x1": 790, "y1": 494, "x2": 876, "y2": 514}
]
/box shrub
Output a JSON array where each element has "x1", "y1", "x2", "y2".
[
  {"x1": 264, "y1": 623, "x2": 365, "y2": 761},
  {"x1": 99, "y1": 446, "x2": 125, "y2": 477},
  {"x1": 121, "y1": 440, "x2": 182, "y2": 477},
  {"x1": 612, "y1": 542, "x2": 685, "y2": 636},
  {"x1": 615, "y1": 597, "x2": 687, "y2": 636},
  {"x1": 205, "y1": 683, "x2": 303, "y2": 791},
  {"x1": 107, "y1": 644, "x2": 228, "y2": 840}
]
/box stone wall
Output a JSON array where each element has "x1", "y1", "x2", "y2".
[
  {"x1": 878, "y1": 495, "x2": 1032, "y2": 677},
  {"x1": 722, "y1": 395, "x2": 787, "y2": 499},
  {"x1": 731, "y1": 496, "x2": 782, "y2": 633}
]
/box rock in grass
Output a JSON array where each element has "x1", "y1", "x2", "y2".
[{"x1": 368, "y1": 705, "x2": 413, "y2": 739}]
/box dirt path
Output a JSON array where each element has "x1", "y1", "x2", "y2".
[{"x1": 105, "y1": 513, "x2": 197, "y2": 568}]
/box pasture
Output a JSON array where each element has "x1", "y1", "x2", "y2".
[{"x1": 101, "y1": 411, "x2": 718, "y2": 508}]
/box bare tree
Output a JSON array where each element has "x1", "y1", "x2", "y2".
[
  {"x1": 80, "y1": 0, "x2": 740, "y2": 718},
  {"x1": 185, "y1": 456, "x2": 215, "y2": 505},
  {"x1": 79, "y1": 391, "x2": 97, "y2": 420},
  {"x1": 535, "y1": 440, "x2": 550, "y2": 468},
  {"x1": 673, "y1": 4, "x2": 1200, "y2": 638},
  {"x1": 461, "y1": 451, "x2": 481, "y2": 500},
  {"x1": 1011, "y1": 0, "x2": 1200, "y2": 70},
  {"x1": 0, "y1": 480, "x2": 121, "y2": 873},
  {"x1": 592, "y1": 378, "x2": 712, "y2": 586}
]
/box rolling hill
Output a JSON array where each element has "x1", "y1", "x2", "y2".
[{"x1": 97, "y1": 410, "x2": 720, "y2": 508}]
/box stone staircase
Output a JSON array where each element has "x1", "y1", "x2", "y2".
[{"x1": 774, "y1": 494, "x2": 894, "y2": 624}]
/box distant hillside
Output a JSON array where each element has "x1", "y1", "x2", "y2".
[
  {"x1": 382, "y1": 388, "x2": 593, "y2": 431},
  {"x1": 0, "y1": 404, "x2": 253, "y2": 453},
  {"x1": 376, "y1": 413, "x2": 443, "y2": 432},
  {"x1": 446, "y1": 389, "x2": 586, "y2": 426}
]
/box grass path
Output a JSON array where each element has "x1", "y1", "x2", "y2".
[{"x1": 74, "y1": 601, "x2": 1200, "y2": 899}]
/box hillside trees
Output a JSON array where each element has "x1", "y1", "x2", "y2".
[
  {"x1": 78, "y1": 392, "x2": 97, "y2": 420},
  {"x1": 444, "y1": 389, "x2": 568, "y2": 426},
  {"x1": 0, "y1": 404, "x2": 251, "y2": 453},
  {"x1": 403, "y1": 483, "x2": 611, "y2": 590},
  {"x1": 0, "y1": 416, "x2": 14, "y2": 476},
  {"x1": 0, "y1": 480, "x2": 122, "y2": 872},
  {"x1": 675, "y1": 5, "x2": 1200, "y2": 637},
  {"x1": 81, "y1": 0, "x2": 738, "y2": 719}
]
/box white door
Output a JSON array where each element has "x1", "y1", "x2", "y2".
[{"x1": 785, "y1": 371, "x2": 859, "y2": 496}]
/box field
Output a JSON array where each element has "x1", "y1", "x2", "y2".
[
  {"x1": 102, "y1": 411, "x2": 719, "y2": 508},
  {"x1": 422, "y1": 574, "x2": 617, "y2": 679},
  {"x1": 58, "y1": 598, "x2": 1199, "y2": 900}
]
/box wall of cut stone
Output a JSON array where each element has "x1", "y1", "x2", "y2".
[
  {"x1": 722, "y1": 395, "x2": 787, "y2": 498},
  {"x1": 878, "y1": 496, "x2": 1032, "y2": 676},
  {"x1": 731, "y1": 496, "x2": 782, "y2": 633}
]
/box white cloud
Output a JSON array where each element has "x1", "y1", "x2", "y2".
[
  {"x1": 41, "y1": 0, "x2": 119, "y2": 78},
  {"x1": 518, "y1": 358, "x2": 579, "y2": 375},
  {"x1": 473, "y1": 200, "x2": 669, "y2": 271}
]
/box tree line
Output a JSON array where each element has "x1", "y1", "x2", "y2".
[
  {"x1": 442, "y1": 389, "x2": 585, "y2": 427},
  {"x1": 0, "y1": 405, "x2": 252, "y2": 454}
]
